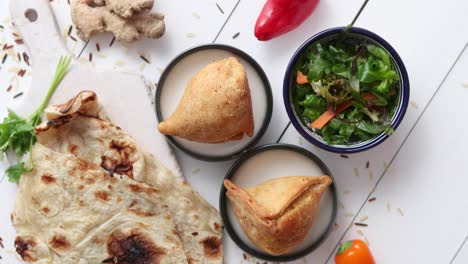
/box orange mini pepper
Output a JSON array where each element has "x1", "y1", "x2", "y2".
[{"x1": 335, "y1": 239, "x2": 375, "y2": 264}]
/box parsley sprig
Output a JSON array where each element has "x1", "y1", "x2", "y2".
[{"x1": 1, "y1": 56, "x2": 72, "y2": 183}]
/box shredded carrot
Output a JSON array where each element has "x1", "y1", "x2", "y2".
[
  {"x1": 296, "y1": 71, "x2": 308, "y2": 84},
  {"x1": 310, "y1": 93, "x2": 378, "y2": 130}
]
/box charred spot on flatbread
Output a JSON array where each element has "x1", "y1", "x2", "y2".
[
  {"x1": 49, "y1": 235, "x2": 71, "y2": 251},
  {"x1": 200, "y1": 236, "x2": 222, "y2": 258},
  {"x1": 94, "y1": 190, "x2": 111, "y2": 202},
  {"x1": 100, "y1": 155, "x2": 134, "y2": 178},
  {"x1": 106, "y1": 230, "x2": 166, "y2": 264},
  {"x1": 41, "y1": 174, "x2": 56, "y2": 184},
  {"x1": 15, "y1": 236, "x2": 38, "y2": 262},
  {"x1": 68, "y1": 144, "x2": 79, "y2": 155}
]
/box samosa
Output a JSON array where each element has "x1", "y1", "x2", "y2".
[
  {"x1": 158, "y1": 57, "x2": 254, "y2": 143},
  {"x1": 224, "y1": 176, "x2": 332, "y2": 256}
]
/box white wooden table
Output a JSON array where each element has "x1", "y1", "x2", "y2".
[{"x1": 1, "y1": 0, "x2": 468, "y2": 263}]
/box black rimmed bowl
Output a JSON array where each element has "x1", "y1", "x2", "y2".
[
  {"x1": 283, "y1": 27, "x2": 410, "y2": 153},
  {"x1": 220, "y1": 144, "x2": 338, "y2": 262},
  {"x1": 156, "y1": 44, "x2": 273, "y2": 161}
]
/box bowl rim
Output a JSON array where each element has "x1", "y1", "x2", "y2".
[
  {"x1": 219, "y1": 143, "x2": 338, "y2": 262},
  {"x1": 156, "y1": 44, "x2": 273, "y2": 161},
  {"x1": 283, "y1": 26, "x2": 410, "y2": 153}
]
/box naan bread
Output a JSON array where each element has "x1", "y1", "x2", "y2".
[
  {"x1": 158, "y1": 57, "x2": 254, "y2": 143},
  {"x1": 12, "y1": 144, "x2": 187, "y2": 264},
  {"x1": 36, "y1": 92, "x2": 223, "y2": 264},
  {"x1": 224, "y1": 176, "x2": 332, "y2": 256}
]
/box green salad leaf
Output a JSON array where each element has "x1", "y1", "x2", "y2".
[
  {"x1": 292, "y1": 38, "x2": 400, "y2": 146},
  {"x1": 1, "y1": 56, "x2": 72, "y2": 183}
]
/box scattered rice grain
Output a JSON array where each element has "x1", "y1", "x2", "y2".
[
  {"x1": 368, "y1": 170, "x2": 374, "y2": 180},
  {"x1": 343, "y1": 190, "x2": 351, "y2": 195},
  {"x1": 216, "y1": 3, "x2": 224, "y2": 14},
  {"x1": 354, "y1": 223, "x2": 368, "y2": 227},
  {"x1": 338, "y1": 201, "x2": 345, "y2": 209},
  {"x1": 298, "y1": 137, "x2": 303, "y2": 145},
  {"x1": 397, "y1": 208, "x2": 404, "y2": 216},
  {"x1": 192, "y1": 12, "x2": 200, "y2": 19},
  {"x1": 115, "y1": 60, "x2": 125, "y2": 66},
  {"x1": 140, "y1": 55, "x2": 150, "y2": 64},
  {"x1": 345, "y1": 211, "x2": 354, "y2": 217},
  {"x1": 354, "y1": 168, "x2": 360, "y2": 177},
  {"x1": 359, "y1": 215, "x2": 368, "y2": 222},
  {"x1": 186, "y1": 33, "x2": 196, "y2": 38},
  {"x1": 356, "y1": 229, "x2": 364, "y2": 236},
  {"x1": 410, "y1": 100, "x2": 419, "y2": 109},
  {"x1": 13, "y1": 92, "x2": 23, "y2": 99},
  {"x1": 192, "y1": 168, "x2": 200, "y2": 174},
  {"x1": 462, "y1": 83, "x2": 468, "y2": 88},
  {"x1": 386, "y1": 202, "x2": 391, "y2": 212},
  {"x1": 109, "y1": 36, "x2": 116, "y2": 47}
]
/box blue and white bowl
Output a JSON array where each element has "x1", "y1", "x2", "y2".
[{"x1": 283, "y1": 27, "x2": 410, "y2": 153}]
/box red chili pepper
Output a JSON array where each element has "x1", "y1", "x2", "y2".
[{"x1": 254, "y1": 0, "x2": 320, "y2": 41}]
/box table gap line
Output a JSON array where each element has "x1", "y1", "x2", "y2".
[
  {"x1": 76, "y1": 40, "x2": 90, "y2": 58},
  {"x1": 276, "y1": 121, "x2": 292, "y2": 143},
  {"x1": 212, "y1": 0, "x2": 241, "y2": 43},
  {"x1": 450, "y1": 233, "x2": 468, "y2": 263},
  {"x1": 323, "y1": 39, "x2": 468, "y2": 264}
]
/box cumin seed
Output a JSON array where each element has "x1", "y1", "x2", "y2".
[
  {"x1": 2, "y1": 54, "x2": 7, "y2": 64},
  {"x1": 340, "y1": 154, "x2": 349, "y2": 158},
  {"x1": 368, "y1": 197, "x2": 376, "y2": 202},
  {"x1": 140, "y1": 55, "x2": 150, "y2": 64},
  {"x1": 215, "y1": 3, "x2": 224, "y2": 14},
  {"x1": 89, "y1": 52, "x2": 93, "y2": 62},
  {"x1": 13, "y1": 92, "x2": 23, "y2": 99},
  {"x1": 69, "y1": 35, "x2": 77, "y2": 42},
  {"x1": 96, "y1": 43, "x2": 100, "y2": 52},
  {"x1": 67, "y1": 25, "x2": 73, "y2": 36},
  {"x1": 0, "y1": 25, "x2": 4, "y2": 29},
  {"x1": 6, "y1": 85, "x2": 12, "y2": 92},
  {"x1": 109, "y1": 36, "x2": 116, "y2": 47},
  {"x1": 366, "y1": 160, "x2": 370, "y2": 168},
  {"x1": 232, "y1": 32, "x2": 240, "y2": 39},
  {"x1": 354, "y1": 222, "x2": 368, "y2": 227},
  {"x1": 15, "y1": 39, "x2": 24, "y2": 44},
  {"x1": 17, "y1": 52, "x2": 21, "y2": 62}
]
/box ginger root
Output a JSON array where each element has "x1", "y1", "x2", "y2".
[{"x1": 71, "y1": 0, "x2": 165, "y2": 43}]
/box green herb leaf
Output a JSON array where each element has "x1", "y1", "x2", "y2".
[
  {"x1": 0, "y1": 56, "x2": 72, "y2": 184},
  {"x1": 6, "y1": 162, "x2": 30, "y2": 183}
]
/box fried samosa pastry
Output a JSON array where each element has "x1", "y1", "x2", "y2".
[
  {"x1": 158, "y1": 57, "x2": 254, "y2": 143},
  {"x1": 224, "y1": 176, "x2": 332, "y2": 256}
]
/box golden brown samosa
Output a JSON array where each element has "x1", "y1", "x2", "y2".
[
  {"x1": 224, "y1": 176, "x2": 332, "y2": 256},
  {"x1": 158, "y1": 57, "x2": 254, "y2": 143}
]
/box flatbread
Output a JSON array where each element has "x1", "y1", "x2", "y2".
[
  {"x1": 158, "y1": 57, "x2": 254, "y2": 143},
  {"x1": 224, "y1": 176, "x2": 332, "y2": 256},
  {"x1": 36, "y1": 92, "x2": 223, "y2": 264},
  {"x1": 12, "y1": 144, "x2": 188, "y2": 264}
]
